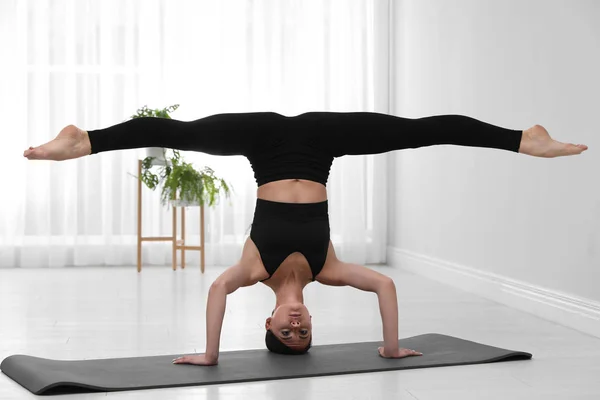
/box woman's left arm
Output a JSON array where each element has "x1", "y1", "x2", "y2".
[{"x1": 316, "y1": 262, "x2": 422, "y2": 358}]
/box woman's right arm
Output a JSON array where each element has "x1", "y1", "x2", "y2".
[{"x1": 173, "y1": 263, "x2": 257, "y2": 366}]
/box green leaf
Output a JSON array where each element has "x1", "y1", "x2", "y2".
[{"x1": 132, "y1": 104, "x2": 232, "y2": 208}]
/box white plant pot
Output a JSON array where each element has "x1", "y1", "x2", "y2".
[{"x1": 146, "y1": 147, "x2": 166, "y2": 161}]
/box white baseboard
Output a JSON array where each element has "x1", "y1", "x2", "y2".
[{"x1": 387, "y1": 246, "x2": 600, "y2": 339}]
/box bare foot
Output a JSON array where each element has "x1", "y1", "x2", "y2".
[
  {"x1": 519, "y1": 125, "x2": 588, "y2": 158},
  {"x1": 24, "y1": 125, "x2": 92, "y2": 161}
]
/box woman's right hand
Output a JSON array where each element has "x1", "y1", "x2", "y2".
[
  {"x1": 378, "y1": 347, "x2": 423, "y2": 358},
  {"x1": 172, "y1": 354, "x2": 218, "y2": 366}
]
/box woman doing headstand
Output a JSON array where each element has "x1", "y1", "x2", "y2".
[{"x1": 24, "y1": 111, "x2": 588, "y2": 365}]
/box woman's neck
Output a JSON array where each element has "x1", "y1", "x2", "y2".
[{"x1": 274, "y1": 280, "x2": 305, "y2": 307}]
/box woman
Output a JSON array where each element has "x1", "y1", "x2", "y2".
[{"x1": 23, "y1": 111, "x2": 588, "y2": 365}]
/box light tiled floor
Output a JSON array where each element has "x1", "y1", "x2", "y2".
[{"x1": 1, "y1": 265, "x2": 599, "y2": 399}]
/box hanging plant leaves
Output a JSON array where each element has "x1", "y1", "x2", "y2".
[{"x1": 129, "y1": 104, "x2": 233, "y2": 208}]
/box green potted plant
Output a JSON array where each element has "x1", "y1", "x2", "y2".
[{"x1": 133, "y1": 104, "x2": 233, "y2": 207}]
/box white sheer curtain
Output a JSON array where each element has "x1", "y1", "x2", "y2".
[{"x1": 0, "y1": 0, "x2": 390, "y2": 268}]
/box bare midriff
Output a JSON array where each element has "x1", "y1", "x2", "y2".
[{"x1": 256, "y1": 179, "x2": 327, "y2": 203}]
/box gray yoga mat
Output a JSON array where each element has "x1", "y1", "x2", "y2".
[{"x1": 1, "y1": 333, "x2": 532, "y2": 395}]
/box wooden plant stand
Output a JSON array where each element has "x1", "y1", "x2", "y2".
[{"x1": 136, "y1": 159, "x2": 205, "y2": 273}]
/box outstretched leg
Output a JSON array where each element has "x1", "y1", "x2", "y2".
[
  {"x1": 295, "y1": 112, "x2": 587, "y2": 158},
  {"x1": 24, "y1": 112, "x2": 287, "y2": 161}
]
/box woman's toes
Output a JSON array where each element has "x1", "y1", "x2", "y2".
[
  {"x1": 27, "y1": 148, "x2": 43, "y2": 160},
  {"x1": 569, "y1": 143, "x2": 587, "y2": 155}
]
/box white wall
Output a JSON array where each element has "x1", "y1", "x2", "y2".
[{"x1": 387, "y1": 0, "x2": 600, "y2": 306}]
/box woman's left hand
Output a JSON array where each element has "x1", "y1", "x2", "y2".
[
  {"x1": 378, "y1": 347, "x2": 423, "y2": 358},
  {"x1": 172, "y1": 354, "x2": 218, "y2": 366}
]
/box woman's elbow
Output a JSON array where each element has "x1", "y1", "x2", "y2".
[
  {"x1": 210, "y1": 280, "x2": 227, "y2": 293},
  {"x1": 210, "y1": 279, "x2": 237, "y2": 295},
  {"x1": 377, "y1": 277, "x2": 396, "y2": 292}
]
